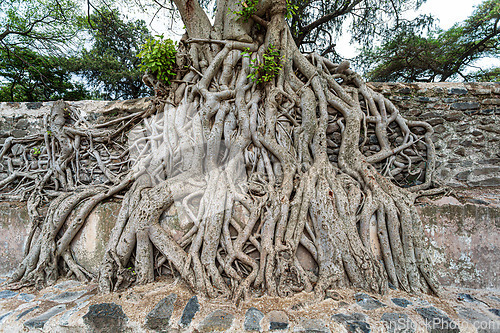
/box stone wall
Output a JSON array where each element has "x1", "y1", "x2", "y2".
[
  {"x1": 369, "y1": 82, "x2": 500, "y2": 188},
  {"x1": 0, "y1": 84, "x2": 499, "y2": 290}
]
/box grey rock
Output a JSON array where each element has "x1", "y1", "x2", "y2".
[
  {"x1": 369, "y1": 135, "x2": 378, "y2": 144},
  {"x1": 83, "y1": 303, "x2": 127, "y2": 333},
  {"x1": 443, "y1": 111, "x2": 464, "y2": 121},
  {"x1": 457, "y1": 307, "x2": 497, "y2": 333},
  {"x1": 451, "y1": 102, "x2": 480, "y2": 110},
  {"x1": 355, "y1": 293, "x2": 386, "y2": 310},
  {"x1": 471, "y1": 167, "x2": 500, "y2": 176},
  {"x1": 268, "y1": 310, "x2": 289, "y2": 331},
  {"x1": 392, "y1": 298, "x2": 412, "y2": 308},
  {"x1": 344, "y1": 321, "x2": 371, "y2": 333},
  {"x1": 416, "y1": 97, "x2": 439, "y2": 102},
  {"x1": 457, "y1": 293, "x2": 486, "y2": 305},
  {"x1": 295, "y1": 318, "x2": 331, "y2": 332},
  {"x1": 468, "y1": 178, "x2": 500, "y2": 187},
  {"x1": 26, "y1": 102, "x2": 43, "y2": 109},
  {"x1": 468, "y1": 199, "x2": 489, "y2": 205},
  {"x1": 60, "y1": 301, "x2": 89, "y2": 326},
  {"x1": 427, "y1": 118, "x2": 444, "y2": 126},
  {"x1": 197, "y1": 310, "x2": 234, "y2": 332},
  {"x1": 145, "y1": 293, "x2": 177, "y2": 332},
  {"x1": 332, "y1": 313, "x2": 367, "y2": 323},
  {"x1": 24, "y1": 304, "x2": 66, "y2": 329},
  {"x1": 0, "y1": 290, "x2": 18, "y2": 299},
  {"x1": 14, "y1": 119, "x2": 28, "y2": 129},
  {"x1": 489, "y1": 309, "x2": 500, "y2": 318},
  {"x1": 434, "y1": 125, "x2": 446, "y2": 134},
  {"x1": 481, "y1": 108, "x2": 496, "y2": 115},
  {"x1": 442, "y1": 98, "x2": 457, "y2": 103},
  {"x1": 48, "y1": 290, "x2": 87, "y2": 303},
  {"x1": 332, "y1": 313, "x2": 370, "y2": 333},
  {"x1": 448, "y1": 88, "x2": 468, "y2": 95},
  {"x1": 478, "y1": 158, "x2": 500, "y2": 165},
  {"x1": 17, "y1": 293, "x2": 36, "y2": 302},
  {"x1": 416, "y1": 306, "x2": 460, "y2": 332},
  {"x1": 179, "y1": 295, "x2": 200, "y2": 328},
  {"x1": 16, "y1": 306, "x2": 39, "y2": 321},
  {"x1": 381, "y1": 313, "x2": 415, "y2": 333},
  {"x1": 11, "y1": 129, "x2": 27, "y2": 138},
  {"x1": 455, "y1": 171, "x2": 470, "y2": 182},
  {"x1": 245, "y1": 307, "x2": 264, "y2": 331},
  {"x1": 11, "y1": 143, "x2": 23, "y2": 155},
  {"x1": 0, "y1": 312, "x2": 13, "y2": 324}
]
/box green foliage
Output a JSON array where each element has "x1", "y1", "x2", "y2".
[
  {"x1": 0, "y1": 47, "x2": 90, "y2": 102},
  {"x1": 229, "y1": 0, "x2": 259, "y2": 21},
  {"x1": 469, "y1": 67, "x2": 500, "y2": 82},
  {"x1": 138, "y1": 35, "x2": 177, "y2": 85},
  {"x1": 0, "y1": 0, "x2": 81, "y2": 52},
  {"x1": 285, "y1": 0, "x2": 298, "y2": 20},
  {"x1": 76, "y1": 7, "x2": 152, "y2": 100},
  {"x1": 246, "y1": 44, "x2": 284, "y2": 84},
  {"x1": 32, "y1": 147, "x2": 41, "y2": 156},
  {"x1": 229, "y1": 0, "x2": 297, "y2": 21},
  {"x1": 360, "y1": 0, "x2": 500, "y2": 82}
]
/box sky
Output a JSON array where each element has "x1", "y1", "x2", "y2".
[{"x1": 335, "y1": 0, "x2": 486, "y2": 58}]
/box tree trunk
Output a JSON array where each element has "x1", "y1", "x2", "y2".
[{"x1": 2, "y1": 0, "x2": 441, "y2": 301}]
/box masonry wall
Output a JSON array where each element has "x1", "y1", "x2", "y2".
[
  {"x1": 368, "y1": 82, "x2": 500, "y2": 189},
  {"x1": 0, "y1": 83, "x2": 499, "y2": 289}
]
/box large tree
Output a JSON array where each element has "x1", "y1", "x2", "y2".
[
  {"x1": 2, "y1": 0, "x2": 441, "y2": 300},
  {"x1": 0, "y1": 47, "x2": 90, "y2": 102},
  {"x1": 75, "y1": 7, "x2": 152, "y2": 99},
  {"x1": 361, "y1": 0, "x2": 500, "y2": 82}
]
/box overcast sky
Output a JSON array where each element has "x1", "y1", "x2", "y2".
[{"x1": 336, "y1": 0, "x2": 486, "y2": 58}]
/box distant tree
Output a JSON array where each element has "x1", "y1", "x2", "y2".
[
  {"x1": 469, "y1": 67, "x2": 500, "y2": 82},
  {"x1": 76, "y1": 8, "x2": 152, "y2": 99},
  {"x1": 0, "y1": 0, "x2": 89, "y2": 102},
  {"x1": 286, "y1": 0, "x2": 429, "y2": 58},
  {"x1": 361, "y1": 0, "x2": 500, "y2": 82},
  {"x1": 0, "y1": 47, "x2": 90, "y2": 102},
  {"x1": 0, "y1": 0, "x2": 81, "y2": 52}
]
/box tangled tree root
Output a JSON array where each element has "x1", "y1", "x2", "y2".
[{"x1": 1, "y1": 16, "x2": 441, "y2": 301}]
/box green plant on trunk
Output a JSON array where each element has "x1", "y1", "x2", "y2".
[
  {"x1": 247, "y1": 44, "x2": 284, "y2": 84},
  {"x1": 230, "y1": 0, "x2": 259, "y2": 21},
  {"x1": 137, "y1": 35, "x2": 177, "y2": 85}
]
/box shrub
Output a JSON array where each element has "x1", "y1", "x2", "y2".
[{"x1": 137, "y1": 35, "x2": 177, "y2": 84}]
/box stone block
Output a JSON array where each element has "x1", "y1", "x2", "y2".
[
  {"x1": 451, "y1": 102, "x2": 480, "y2": 110},
  {"x1": 145, "y1": 293, "x2": 177, "y2": 331},
  {"x1": 198, "y1": 310, "x2": 234, "y2": 332},
  {"x1": 448, "y1": 88, "x2": 468, "y2": 95},
  {"x1": 83, "y1": 303, "x2": 127, "y2": 333}
]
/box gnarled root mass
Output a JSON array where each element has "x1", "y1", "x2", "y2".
[{"x1": 1, "y1": 15, "x2": 441, "y2": 301}]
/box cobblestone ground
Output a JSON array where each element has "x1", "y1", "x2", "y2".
[{"x1": 1, "y1": 276, "x2": 499, "y2": 332}]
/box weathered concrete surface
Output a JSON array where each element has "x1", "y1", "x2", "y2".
[
  {"x1": 418, "y1": 193, "x2": 500, "y2": 289},
  {"x1": 71, "y1": 202, "x2": 120, "y2": 275},
  {"x1": 0, "y1": 201, "x2": 119, "y2": 277},
  {"x1": 0, "y1": 202, "x2": 29, "y2": 275},
  {"x1": 1, "y1": 193, "x2": 498, "y2": 289}
]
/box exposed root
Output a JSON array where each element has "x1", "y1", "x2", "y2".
[{"x1": 1, "y1": 4, "x2": 441, "y2": 300}]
